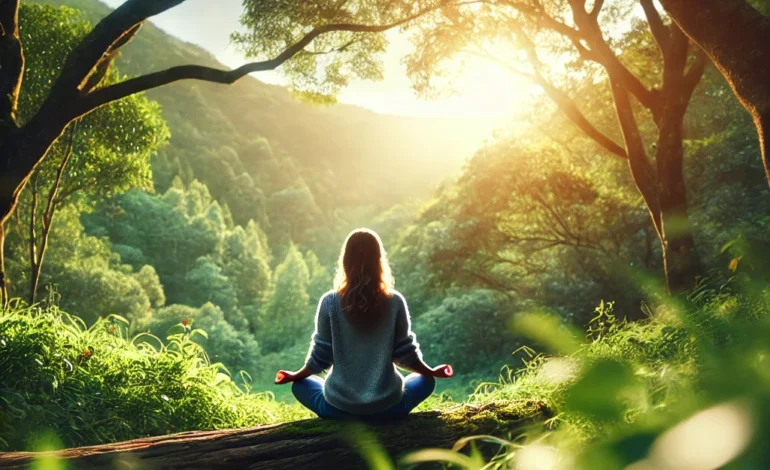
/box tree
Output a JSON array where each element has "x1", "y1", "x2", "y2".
[
  {"x1": 413, "y1": 290, "x2": 517, "y2": 374},
  {"x1": 148, "y1": 303, "x2": 263, "y2": 379},
  {"x1": 4, "y1": 204, "x2": 163, "y2": 326},
  {"x1": 133, "y1": 265, "x2": 166, "y2": 309},
  {"x1": 255, "y1": 244, "x2": 311, "y2": 353},
  {"x1": 404, "y1": 0, "x2": 707, "y2": 292},
  {"x1": 0, "y1": 0, "x2": 455, "y2": 306},
  {"x1": 304, "y1": 250, "x2": 333, "y2": 301},
  {"x1": 184, "y1": 256, "x2": 245, "y2": 329},
  {"x1": 222, "y1": 223, "x2": 273, "y2": 312},
  {"x1": 267, "y1": 185, "x2": 324, "y2": 245},
  {"x1": 12, "y1": 4, "x2": 168, "y2": 304},
  {"x1": 657, "y1": 0, "x2": 770, "y2": 188},
  {"x1": 393, "y1": 133, "x2": 654, "y2": 322},
  {"x1": 83, "y1": 186, "x2": 223, "y2": 303}
]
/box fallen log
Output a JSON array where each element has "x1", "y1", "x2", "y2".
[{"x1": 0, "y1": 400, "x2": 549, "y2": 469}]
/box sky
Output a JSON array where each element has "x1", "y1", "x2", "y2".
[{"x1": 100, "y1": 0, "x2": 538, "y2": 119}]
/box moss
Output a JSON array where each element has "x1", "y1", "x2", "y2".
[{"x1": 275, "y1": 399, "x2": 550, "y2": 441}]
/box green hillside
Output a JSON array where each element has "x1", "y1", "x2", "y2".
[{"x1": 31, "y1": 0, "x2": 496, "y2": 254}]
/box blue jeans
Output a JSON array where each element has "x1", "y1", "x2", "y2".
[{"x1": 291, "y1": 373, "x2": 436, "y2": 421}]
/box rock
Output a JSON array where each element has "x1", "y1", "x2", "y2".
[{"x1": 0, "y1": 400, "x2": 549, "y2": 470}]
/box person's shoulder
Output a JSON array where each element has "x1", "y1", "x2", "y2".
[
  {"x1": 319, "y1": 290, "x2": 340, "y2": 308},
  {"x1": 322, "y1": 289, "x2": 338, "y2": 299},
  {"x1": 389, "y1": 289, "x2": 405, "y2": 300},
  {"x1": 389, "y1": 290, "x2": 407, "y2": 308}
]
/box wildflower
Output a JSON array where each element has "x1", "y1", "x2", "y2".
[
  {"x1": 182, "y1": 319, "x2": 190, "y2": 327},
  {"x1": 109, "y1": 326, "x2": 117, "y2": 334},
  {"x1": 81, "y1": 347, "x2": 94, "y2": 360}
]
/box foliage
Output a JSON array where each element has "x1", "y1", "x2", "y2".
[
  {"x1": 5, "y1": 205, "x2": 161, "y2": 327},
  {"x1": 233, "y1": 0, "x2": 390, "y2": 101},
  {"x1": 414, "y1": 290, "x2": 518, "y2": 375},
  {"x1": 405, "y1": 273, "x2": 770, "y2": 469},
  {"x1": 6, "y1": 1, "x2": 770, "y2": 465},
  {"x1": 254, "y1": 244, "x2": 312, "y2": 353},
  {"x1": 5, "y1": 3, "x2": 167, "y2": 304},
  {"x1": 0, "y1": 302, "x2": 310, "y2": 452},
  {"x1": 17, "y1": 4, "x2": 168, "y2": 198}
]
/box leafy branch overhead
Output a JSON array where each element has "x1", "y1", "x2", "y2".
[
  {"x1": 400, "y1": 0, "x2": 707, "y2": 292},
  {"x1": 0, "y1": 0, "x2": 471, "y2": 306}
]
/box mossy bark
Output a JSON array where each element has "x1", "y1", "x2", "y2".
[{"x1": 0, "y1": 401, "x2": 549, "y2": 470}]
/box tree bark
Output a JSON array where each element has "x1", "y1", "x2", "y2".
[
  {"x1": 0, "y1": 0, "x2": 24, "y2": 127},
  {"x1": 0, "y1": 401, "x2": 549, "y2": 470},
  {"x1": 0, "y1": 222, "x2": 7, "y2": 308},
  {"x1": 655, "y1": 107, "x2": 701, "y2": 292},
  {"x1": 658, "y1": 0, "x2": 770, "y2": 185},
  {"x1": 514, "y1": 1, "x2": 705, "y2": 292},
  {"x1": 28, "y1": 129, "x2": 75, "y2": 304},
  {"x1": 651, "y1": 27, "x2": 704, "y2": 293},
  {"x1": 0, "y1": 115, "x2": 71, "y2": 227},
  {"x1": 27, "y1": 177, "x2": 39, "y2": 304}
]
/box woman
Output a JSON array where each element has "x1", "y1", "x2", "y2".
[{"x1": 274, "y1": 228, "x2": 453, "y2": 420}]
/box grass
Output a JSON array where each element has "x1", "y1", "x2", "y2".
[
  {"x1": 402, "y1": 272, "x2": 770, "y2": 469},
  {"x1": 0, "y1": 301, "x2": 313, "y2": 451},
  {"x1": 0, "y1": 299, "x2": 462, "y2": 454},
  {"x1": 6, "y1": 270, "x2": 770, "y2": 470}
]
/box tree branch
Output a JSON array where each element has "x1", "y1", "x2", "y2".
[
  {"x1": 49, "y1": 0, "x2": 185, "y2": 98},
  {"x1": 640, "y1": 0, "x2": 671, "y2": 56},
  {"x1": 76, "y1": 8, "x2": 445, "y2": 115},
  {"x1": 0, "y1": 0, "x2": 23, "y2": 125},
  {"x1": 499, "y1": 0, "x2": 661, "y2": 117},
  {"x1": 28, "y1": 179, "x2": 39, "y2": 302},
  {"x1": 506, "y1": 27, "x2": 629, "y2": 159},
  {"x1": 534, "y1": 76, "x2": 628, "y2": 159},
  {"x1": 590, "y1": 0, "x2": 605, "y2": 19},
  {"x1": 573, "y1": 5, "x2": 662, "y2": 118},
  {"x1": 682, "y1": 46, "x2": 707, "y2": 99},
  {"x1": 608, "y1": 79, "x2": 662, "y2": 236},
  {"x1": 44, "y1": 123, "x2": 77, "y2": 231},
  {"x1": 497, "y1": 1, "x2": 598, "y2": 61}
]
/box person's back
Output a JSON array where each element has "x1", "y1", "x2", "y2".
[
  {"x1": 315, "y1": 289, "x2": 417, "y2": 414},
  {"x1": 274, "y1": 228, "x2": 453, "y2": 420}
]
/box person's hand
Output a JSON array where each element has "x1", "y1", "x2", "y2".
[
  {"x1": 431, "y1": 364, "x2": 454, "y2": 378},
  {"x1": 275, "y1": 370, "x2": 297, "y2": 385}
]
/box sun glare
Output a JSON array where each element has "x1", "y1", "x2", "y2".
[{"x1": 336, "y1": 32, "x2": 541, "y2": 119}]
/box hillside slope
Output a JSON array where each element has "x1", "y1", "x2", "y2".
[{"x1": 31, "y1": 0, "x2": 496, "y2": 239}]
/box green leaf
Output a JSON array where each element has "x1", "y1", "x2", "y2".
[
  {"x1": 399, "y1": 448, "x2": 482, "y2": 469},
  {"x1": 564, "y1": 359, "x2": 634, "y2": 421},
  {"x1": 511, "y1": 312, "x2": 582, "y2": 355}
]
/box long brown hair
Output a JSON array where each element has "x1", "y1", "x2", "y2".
[{"x1": 333, "y1": 228, "x2": 394, "y2": 330}]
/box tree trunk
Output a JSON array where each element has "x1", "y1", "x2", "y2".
[
  {"x1": 29, "y1": 220, "x2": 50, "y2": 304},
  {"x1": 759, "y1": 110, "x2": 770, "y2": 182},
  {"x1": 655, "y1": 108, "x2": 702, "y2": 293},
  {"x1": 28, "y1": 185, "x2": 39, "y2": 304},
  {"x1": 0, "y1": 116, "x2": 72, "y2": 299},
  {"x1": 0, "y1": 401, "x2": 549, "y2": 470},
  {"x1": 658, "y1": 0, "x2": 770, "y2": 185},
  {"x1": 0, "y1": 222, "x2": 7, "y2": 308}
]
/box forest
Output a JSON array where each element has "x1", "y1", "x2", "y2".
[{"x1": 1, "y1": 0, "x2": 770, "y2": 468}]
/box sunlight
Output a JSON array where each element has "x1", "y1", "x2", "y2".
[
  {"x1": 537, "y1": 357, "x2": 578, "y2": 385},
  {"x1": 514, "y1": 444, "x2": 561, "y2": 470},
  {"x1": 628, "y1": 400, "x2": 754, "y2": 470},
  {"x1": 7, "y1": 0, "x2": 770, "y2": 467},
  {"x1": 337, "y1": 31, "x2": 540, "y2": 118}
]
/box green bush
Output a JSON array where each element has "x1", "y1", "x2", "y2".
[
  {"x1": 405, "y1": 273, "x2": 770, "y2": 469},
  {"x1": 0, "y1": 302, "x2": 310, "y2": 451}
]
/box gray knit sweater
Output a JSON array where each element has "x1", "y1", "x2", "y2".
[{"x1": 304, "y1": 289, "x2": 424, "y2": 415}]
